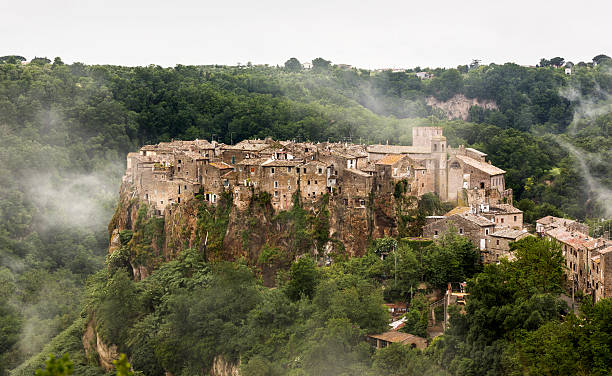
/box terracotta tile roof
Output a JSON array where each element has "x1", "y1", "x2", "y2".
[
  {"x1": 367, "y1": 144, "x2": 430, "y2": 154},
  {"x1": 236, "y1": 157, "x2": 270, "y2": 166},
  {"x1": 346, "y1": 168, "x2": 371, "y2": 178},
  {"x1": 224, "y1": 140, "x2": 271, "y2": 151},
  {"x1": 491, "y1": 228, "x2": 530, "y2": 240},
  {"x1": 368, "y1": 331, "x2": 425, "y2": 344},
  {"x1": 599, "y1": 246, "x2": 612, "y2": 255},
  {"x1": 444, "y1": 206, "x2": 470, "y2": 216},
  {"x1": 456, "y1": 155, "x2": 505, "y2": 176},
  {"x1": 546, "y1": 228, "x2": 604, "y2": 251},
  {"x1": 466, "y1": 147, "x2": 487, "y2": 156},
  {"x1": 536, "y1": 215, "x2": 581, "y2": 228},
  {"x1": 261, "y1": 159, "x2": 302, "y2": 167},
  {"x1": 361, "y1": 162, "x2": 376, "y2": 172},
  {"x1": 209, "y1": 162, "x2": 233, "y2": 170},
  {"x1": 456, "y1": 213, "x2": 495, "y2": 227},
  {"x1": 376, "y1": 154, "x2": 407, "y2": 165},
  {"x1": 490, "y1": 204, "x2": 522, "y2": 214},
  {"x1": 298, "y1": 160, "x2": 328, "y2": 168}
]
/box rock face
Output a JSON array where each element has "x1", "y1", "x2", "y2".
[
  {"x1": 105, "y1": 181, "x2": 407, "y2": 283},
  {"x1": 427, "y1": 94, "x2": 497, "y2": 120},
  {"x1": 210, "y1": 356, "x2": 240, "y2": 376},
  {"x1": 83, "y1": 318, "x2": 119, "y2": 372}
]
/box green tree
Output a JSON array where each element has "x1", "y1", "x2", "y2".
[
  {"x1": 549, "y1": 57, "x2": 565, "y2": 67},
  {"x1": 312, "y1": 57, "x2": 331, "y2": 71},
  {"x1": 593, "y1": 54, "x2": 611, "y2": 65},
  {"x1": 286, "y1": 257, "x2": 318, "y2": 301},
  {"x1": 113, "y1": 354, "x2": 135, "y2": 376},
  {"x1": 284, "y1": 58, "x2": 302, "y2": 72},
  {"x1": 35, "y1": 354, "x2": 74, "y2": 376}
]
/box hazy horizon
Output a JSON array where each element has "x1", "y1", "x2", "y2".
[{"x1": 2, "y1": 0, "x2": 611, "y2": 69}]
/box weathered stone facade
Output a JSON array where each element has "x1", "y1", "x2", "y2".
[
  {"x1": 423, "y1": 213, "x2": 495, "y2": 252},
  {"x1": 542, "y1": 222, "x2": 611, "y2": 302}
]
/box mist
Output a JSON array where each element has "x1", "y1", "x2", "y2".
[
  {"x1": 26, "y1": 165, "x2": 123, "y2": 231},
  {"x1": 554, "y1": 66, "x2": 612, "y2": 218}
]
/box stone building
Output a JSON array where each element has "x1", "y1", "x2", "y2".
[
  {"x1": 487, "y1": 228, "x2": 531, "y2": 263},
  {"x1": 367, "y1": 331, "x2": 427, "y2": 350},
  {"x1": 537, "y1": 218, "x2": 611, "y2": 302},
  {"x1": 423, "y1": 213, "x2": 495, "y2": 252},
  {"x1": 367, "y1": 127, "x2": 511, "y2": 204},
  {"x1": 536, "y1": 216, "x2": 589, "y2": 236},
  {"x1": 261, "y1": 159, "x2": 300, "y2": 210},
  {"x1": 298, "y1": 160, "x2": 329, "y2": 202}
]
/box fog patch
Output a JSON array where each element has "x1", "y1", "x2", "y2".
[
  {"x1": 25, "y1": 163, "x2": 123, "y2": 232},
  {"x1": 555, "y1": 138, "x2": 612, "y2": 217},
  {"x1": 560, "y1": 67, "x2": 612, "y2": 135}
]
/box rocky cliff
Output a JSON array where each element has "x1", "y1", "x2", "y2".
[
  {"x1": 427, "y1": 94, "x2": 497, "y2": 120},
  {"x1": 105, "y1": 181, "x2": 413, "y2": 283}
]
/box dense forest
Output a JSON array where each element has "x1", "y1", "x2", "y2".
[{"x1": 0, "y1": 55, "x2": 611, "y2": 375}]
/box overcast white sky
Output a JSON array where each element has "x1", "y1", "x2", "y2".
[{"x1": 2, "y1": 0, "x2": 610, "y2": 69}]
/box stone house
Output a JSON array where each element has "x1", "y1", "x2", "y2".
[
  {"x1": 423, "y1": 213, "x2": 495, "y2": 252},
  {"x1": 298, "y1": 160, "x2": 329, "y2": 202},
  {"x1": 367, "y1": 331, "x2": 427, "y2": 350},
  {"x1": 374, "y1": 154, "x2": 412, "y2": 194},
  {"x1": 342, "y1": 168, "x2": 373, "y2": 208},
  {"x1": 200, "y1": 162, "x2": 233, "y2": 204},
  {"x1": 261, "y1": 159, "x2": 300, "y2": 210},
  {"x1": 536, "y1": 216, "x2": 589, "y2": 236},
  {"x1": 544, "y1": 227, "x2": 607, "y2": 294},
  {"x1": 591, "y1": 246, "x2": 612, "y2": 302},
  {"x1": 487, "y1": 228, "x2": 531, "y2": 263}
]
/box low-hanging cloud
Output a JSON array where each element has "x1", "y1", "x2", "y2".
[
  {"x1": 555, "y1": 66, "x2": 612, "y2": 217},
  {"x1": 25, "y1": 164, "x2": 123, "y2": 232}
]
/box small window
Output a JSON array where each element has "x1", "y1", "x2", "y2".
[
  {"x1": 315, "y1": 180, "x2": 318, "y2": 185},
  {"x1": 308, "y1": 180, "x2": 311, "y2": 185},
  {"x1": 178, "y1": 160, "x2": 182, "y2": 164},
  {"x1": 160, "y1": 200, "x2": 164, "y2": 204},
  {"x1": 274, "y1": 181, "x2": 278, "y2": 188},
  {"x1": 496, "y1": 240, "x2": 499, "y2": 245},
  {"x1": 485, "y1": 228, "x2": 489, "y2": 235},
  {"x1": 271, "y1": 167, "x2": 275, "y2": 174},
  {"x1": 501, "y1": 218, "x2": 504, "y2": 224},
  {"x1": 274, "y1": 191, "x2": 278, "y2": 197},
  {"x1": 318, "y1": 168, "x2": 323, "y2": 174},
  {"x1": 288, "y1": 167, "x2": 292, "y2": 172},
  {"x1": 514, "y1": 215, "x2": 517, "y2": 222},
  {"x1": 250, "y1": 167, "x2": 255, "y2": 173},
  {"x1": 434, "y1": 230, "x2": 438, "y2": 235},
  {"x1": 459, "y1": 228, "x2": 464, "y2": 234},
  {"x1": 232, "y1": 156, "x2": 235, "y2": 164},
  {"x1": 303, "y1": 168, "x2": 307, "y2": 173}
]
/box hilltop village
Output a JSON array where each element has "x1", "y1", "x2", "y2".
[
  {"x1": 126, "y1": 127, "x2": 510, "y2": 213},
  {"x1": 123, "y1": 126, "x2": 611, "y2": 302}
]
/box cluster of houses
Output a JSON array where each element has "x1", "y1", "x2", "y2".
[
  {"x1": 422, "y1": 210, "x2": 611, "y2": 302},
  {"x1": 124, "y1": 126, "x2": 512, "y2": 217},
  {"x1": 536, "y1": 216, "x2": 611, "y2": 302},
  {"x1": 422, "y1": 203, "x2": 529, "y2": 264}
]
